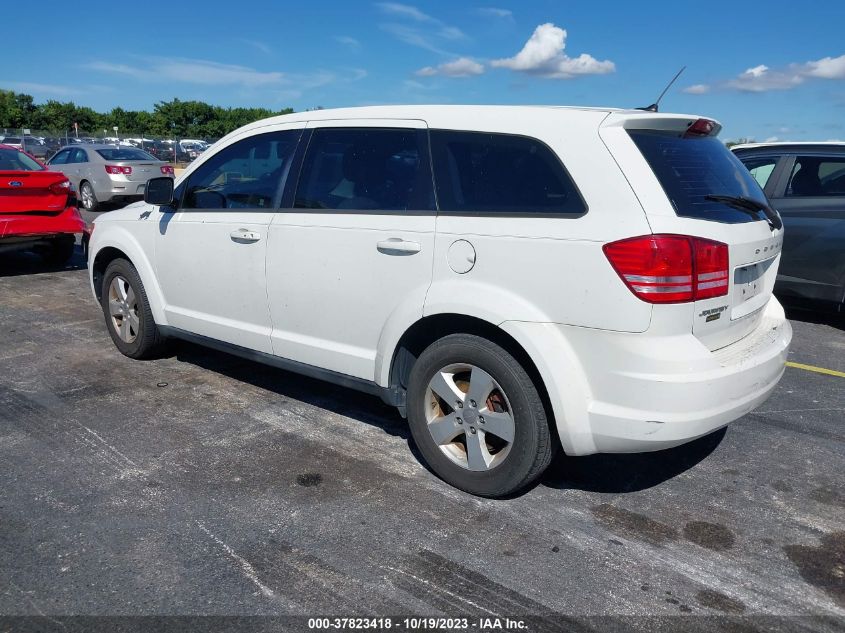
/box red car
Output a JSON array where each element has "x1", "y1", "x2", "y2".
[{"x1": 0, "y1": 143, "x2": 86, "y2": 265}]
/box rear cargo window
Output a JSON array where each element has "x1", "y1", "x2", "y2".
[
  {"x1": 0, "y1": 148, "x2": 43, "y2": 171},
  {"x1": 96, "y1": 148, "x2": 157, "y2": 161},
  {"x1": 629, "y1": 129, "x2": 768, "y2": 223},
  {"x1": 430, "y1": 130, "x2": 585, "y2": 215}
]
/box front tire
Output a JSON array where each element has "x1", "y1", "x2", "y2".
[
  {"x1": 407, "y1": 333, "x2": 554, "y2": 497},
  {"x1": 100, "y1": 258, "x2": 167, "y2": 359}
]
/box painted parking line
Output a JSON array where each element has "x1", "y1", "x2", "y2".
[{"x1": 786, "y1": 361, "x2": 845, "y2": 378}]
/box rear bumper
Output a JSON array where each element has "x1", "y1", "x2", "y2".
[
  {"x1": 502, "y1": 298, "x2": 792, "y2": 456},
  {"x1": 0, "y1": 206, "x2": 86, "y2": 239}
]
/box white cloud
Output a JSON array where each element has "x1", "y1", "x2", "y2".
[
  {"x1": 1, "y1": 81, "x2": 84, "y2": 97},
  {"x1": 764, "y1": 136, "x2": 780, "y2": 142},
  {"x1": 490, "y1": 23, "x2": 614, "y2": 79},
  {"x1": 798, "y1": 54, "x2": 845, "y2": 79},
  {"x1": 86, "y1": 58, "x2": 285, "y2": 87},
  {"x1": 685, "y1": 53, "x2": 845, "y2": 95},
  {"x1": 376, "y1": 2, "x2": 432, "y2": 22},
  {"x1": 477, "y1": 7, "x2": 513, "y2": 19},
  {"x1": 335, "y1": 36, "x2": 361, "y2": 49},
  {"x1": 241, "y1": 39, "x2": 272, "y2": 54},
  {"x1": 376, "y1": 2, "x2": 466, "y2": 53},
  {"x1": 416, "y1": 57, "x2": 484, "y2": 77}
]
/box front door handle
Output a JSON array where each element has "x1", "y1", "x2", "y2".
[
  {"x1": 230, "y1": 229, "x2": 261, "y2": 243},
  {"x1": 377, "y1": 238, "x2": 421, "y2": 255}
]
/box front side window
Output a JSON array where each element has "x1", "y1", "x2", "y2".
[
  {"x1": 49, "y1": 149, "x2": 71, "y2": 165},
  {"x1": 294, "y1": 128, "x2": 434, "y2": 211},
  {"x1": 740, "y1": 156, "x2": 779, "y2": 189},
  {"x1": 430, "y1": 130, "x2": 585, "y2": 214},
  {"x1": 183, "y1": 130, "x2": 302, "y2": 210},
  {"x1": 786, "y1": 156, "x2": 845, "y2": 197}
]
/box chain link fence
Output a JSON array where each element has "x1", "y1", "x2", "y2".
[{"x1": 1, "y1": 128, "x2": 219, "y2": 166}]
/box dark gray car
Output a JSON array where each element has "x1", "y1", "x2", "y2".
[{"x1": 733, "y1": 142, "x2": 845, "y2": 310}]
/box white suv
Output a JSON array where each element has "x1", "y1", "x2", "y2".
[{"x1": 88, "y1": 106, "x2": 792, "y2": 497}]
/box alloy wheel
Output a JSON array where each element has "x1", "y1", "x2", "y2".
[{"x1": 108, "y1": 275, "x2": 139, "y2": 343}]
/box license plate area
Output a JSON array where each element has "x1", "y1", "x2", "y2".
[{"x1": 734, "y1": 263, "x2": 763, "y2": 304}]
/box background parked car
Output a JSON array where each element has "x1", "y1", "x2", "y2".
[
  {"x1": 733, "y1": 142, "x2": 845, "y2": 311},
  {"x1": 0, "y1": 143, "x2": 85, "y2": 264},
  {"x1": 46, "y1": 145, "x2": 174, "y2": 211},
  {"x1": 21, "y1": 137, "x2": 50, "y2": 160}
]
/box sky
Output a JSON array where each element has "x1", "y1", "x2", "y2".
[{"x1": 4, "y1": 0, "x2": 845, "y2": 141}]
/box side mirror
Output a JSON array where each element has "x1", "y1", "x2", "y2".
[{"x1": 145, "y1": 177, "x2": 175, "y2": 207}]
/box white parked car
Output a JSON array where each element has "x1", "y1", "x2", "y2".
[{"x1": 87, "y1": 105, "x2": 792, "y2": 497}]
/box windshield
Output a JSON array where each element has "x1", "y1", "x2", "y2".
[
  {"x1": 95, "y1": 148, "x2": 157, "y2": 161},
  {"x1": 629, "y1": 129, "x2": 770, "y2": 223},
  {"x1": 0, "y1": 148, "x2": 44, "y2": 171}
]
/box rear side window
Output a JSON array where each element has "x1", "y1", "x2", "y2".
[
  {"x1": 786, "y1": 156, "x2": 845, "y2": 197},
  {"x1": 739, "y1": 156, "x2": 778, "y2": 189},
  {"x1": 430, "y1": 131, "x2": 585, "y2": 214},
  {"x1": 630, "y1": 130, "x2": 768, "y2": 223},
  {"x1": 183, "y1": 130, "x2": 302, "y2": 210},
  {"x1": 294, "y1": 128, "x2": 434, "y2": 211}
]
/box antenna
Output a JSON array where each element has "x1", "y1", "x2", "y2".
[{"x1": 637, "y1": 66, "x2": 686, "y2": 112}]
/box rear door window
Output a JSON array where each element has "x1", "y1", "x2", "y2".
[
  {"x1": 183, "y1": 130, "x2": 302, "y2": 209},
  {"x1": 739, "y1": 156, "x2": 779, "y2": 189},
  {"x1": 630, "y1": 129, "x2": 769, "y2": 223},
  {"x1": 294, "y1": 128, "x2": 434, "y2": 211},
  {"x1": 786, "y1": 156, "x2": 845, "y2": 197},
  {"x1": 430, "y1": 130, "x2": 585, "y2": 214}
]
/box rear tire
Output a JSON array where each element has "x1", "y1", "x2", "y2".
[
  {"x1": 80, "y1": 181, "x2": 98, "y2": 212},
  {"x1": 407, "y1": 333, "x2": 553, "y2": 498},
  {"x1": 100, "y1": 258, "x2": 168, "y2": 359}
]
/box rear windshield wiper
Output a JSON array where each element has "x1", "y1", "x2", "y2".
[{"x1": 704, "y1": 194, "x2": 783, "y2": 230}]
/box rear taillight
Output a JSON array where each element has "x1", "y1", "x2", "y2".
[
  {"x1": 48, "y1": 179, "x2": 71, "y2": 195},
  {"x1": 105, "y1": 165, "x2": 132, "y2": 175},
  {"x1": 603, "y1": 235, "x2": 729, "y2": 304},
  {"x1": 684, "y1": 118, "x2": 716, "y2": 138},
  {"x1": 160, "y1": 165, "x2": 174, "y2": 175}
]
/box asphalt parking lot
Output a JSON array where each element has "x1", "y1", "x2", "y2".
[{"x1": 1, "y1": 238, "x2": 843, "y2": 632}]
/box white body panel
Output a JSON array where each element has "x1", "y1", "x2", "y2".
[{"x1": 88, "y1": 104, "x2": 792, "y2": 456}]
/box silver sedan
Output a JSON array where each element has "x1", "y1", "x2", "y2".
[{"x1": 45, "y1": 144, "x2": 174, "y2": 211}]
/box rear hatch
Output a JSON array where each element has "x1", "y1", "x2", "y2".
[
  {"x1": 600, "y1": 113, "x2": 784, "y2": 350},
  {"x1": 0, "y1": 170, "x2": 72, "y2": 213}
]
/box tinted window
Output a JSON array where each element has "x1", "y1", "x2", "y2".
[
  {"x1": 786, "y1": 156, "x2": 845, "y2": 197},
  {"x1": 0, "y1": 148, "x2": 43, "y2": 171},
  {"x1": 183, "y1": 130, "x2": 301, "y2": 210},
  {"x1": 3, "y1": 137, "x2": 21, "y2": 144},
  {"x1": 96, "y1": 148, "x2": 157, "y2": 161},
  {"x1": 430, "y1": 131, "x2": 584, "y2": 214},
  {"x1": 630, "y1": 130, "x2": 769, "y2": 223},
  {"x1": 70, "y1": 148, "x2": 88, "y2": 163},
  {"x1": 294, "y1": 128, "x2": 434, "y2": 211},
  {"x1": 740, "y1": 156, "x2": 778, "y2": 188},
  {"x1": 49, "y1": 149, "x2": 71, "y2": 165}
]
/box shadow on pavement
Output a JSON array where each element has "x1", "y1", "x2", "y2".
[
  {"x1": 0, "y1": 245, "x2": 87, "y2": 278},
  {"x1": 541, "y1": 428, "x2": 726, "y2": 493},
  {"x1": 173, "y1": 341, "x2": 410, "y2": 440},
  {"x1": 781, "y1": 299, "x2": 844, "y2": 331}
]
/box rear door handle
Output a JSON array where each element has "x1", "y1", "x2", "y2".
[
  {"x1": 230, "y1": 229, "x2": 261, "y2": 243},
  {"x1": 377, "y1": 238, "x2": 421, "y2": 255}
]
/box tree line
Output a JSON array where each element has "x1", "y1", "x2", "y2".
[{"x1": 0, "y1": 90, "x2": 293, "y2": 138}]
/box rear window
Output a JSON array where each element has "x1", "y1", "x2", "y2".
[
  {"x1": 0, "y1": 148, "x2": 43, "y2": 171},
  {"x1": 95, "y1": 148, "x2": 157, "y2": 161},
  {"x1": 3, "y1": 137, "x2": 21, "y2": 144},
  {"x1": 630, "y1": 130, "x2": 768, "y2": 223},
  {"x1": 430, "y1": 130, "x2": 585, "y2": 214}
]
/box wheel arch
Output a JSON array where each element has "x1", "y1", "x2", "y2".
[
  {"x1": 89, "y1": 231, "x2": 167, "y2": 325},
  {"x1": 386, "y1": 313, "x2": 555, "y2": 427}
]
